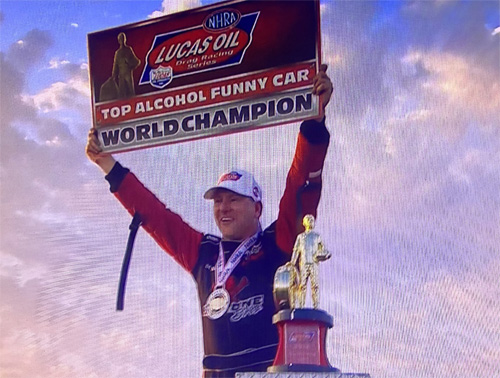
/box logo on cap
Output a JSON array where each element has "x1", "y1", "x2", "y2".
[
  {"x1": 218, "y1": 171, "x2": 242, "y2": 184},
  {"x1": 253, "y1": 186, "x2": 260, "y2": 198}
]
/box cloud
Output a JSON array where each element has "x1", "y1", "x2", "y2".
[
  {"x1": 321, "y1": 1, "x2": 393, "y2": 125},
  {"x1": 148, "y1": 0, "x2": 201, "y2": 18},
  {"x1": 70, "y1": 22, "x2": 78, "y2": 28},
  {"x1": 323, "y1": 220, "x2": 500, "y2": 377},
  {"x1": 317, "y1": 0, "x2": 500, "y2": 235},
  {"x1": 402, "y1": 0, "x2": 459, "y2": 16},
  {"x1": 23, "y1": 71, "x2": 89, "y2": 114},
  {"x1": 403, "y1": 1, "x2": 499, "y2": 69},
  {"x1": 0, "y1": 27, "x2": 93, "y2": 269},
  {"x1": 0, "y1": 53, "x2": 32, "y2": 125},
  {"x1": 48, "y1": 57, "x2": 70, "y2": 69},
  {"x1": 318, "y1": 8, "x2": 499, "y2": 374},
  {"x1": 6, "y1": 29, "x2": 54, "y2": 72},
  {"x1": 0, "y1": 253, "x2": 48, "y2": 287},
  {"x1": 401, "y1": 50, "x2": 500, "y2": 134}
]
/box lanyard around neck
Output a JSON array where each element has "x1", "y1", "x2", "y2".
[{"x1": 215, "y1": 231, "x2": 260, "y2": 287}]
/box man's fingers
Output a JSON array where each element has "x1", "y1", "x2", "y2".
[
  {"x1": 313, "y1": 83, "x2": 327, "y2": 95},
  {"x1": 87, "y1": 138, "x2": 100, "y2": 153},
  {"x1": 311, "y1": 65, "x2": 333, "y2": 113},
  {"x1": 90, "y1": 138, "x2": 102, "y2": 151},
  {"x1": 87, "y1": 129, "x2": 100, "y2": 143},
  {"x1": 86, "y1": 128, "x2": 103, "y2": 155},
  {"x1": 86, "y1": 140, "x2": 101, "y2": 155},
  {"x1": 312, "y1": 79, "x2": 332, "y2": 94},
  {"x1": 312, "y1": 71, "x2": 329, "y2": 86}
]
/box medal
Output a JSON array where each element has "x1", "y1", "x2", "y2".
[
  {"x1": 204, "y1": 287, "x2": 230, "y2": 320},
  {"x1": 203, "y1": 231, "x2": 261, "y2": 320}
]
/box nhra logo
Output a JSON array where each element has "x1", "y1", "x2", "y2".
[
  {"x1": 149, "y1": 66, "x2": 173, "y2": 89},
  {"x1": 218, "y1": 171, "x2": 242, "y2": 184},
  {"x1": 203, "y1": 9, "x2": 241, "y2": 32}
]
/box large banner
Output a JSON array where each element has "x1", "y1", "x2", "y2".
[{"x1": 88, "y1": 0, "x2": 321, "y2": 153}]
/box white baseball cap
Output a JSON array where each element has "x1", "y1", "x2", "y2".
[{"x1": 204, "y1": 169, "x2": 262, "y2": 202}]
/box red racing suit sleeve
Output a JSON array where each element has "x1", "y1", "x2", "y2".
[
  {"x1": 275, "y1": 117, "x2": 330, "y2": 254},
  {"x1": 105, "y1": 163, "x2": 203, "y2": 272}
]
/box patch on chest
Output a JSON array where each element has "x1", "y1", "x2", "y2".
[{"x1": 228, "y1": 294, "x2": 264, "y2": 322}]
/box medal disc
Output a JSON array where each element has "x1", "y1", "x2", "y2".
[{"x1": 204, "y1": 288, "x2": 230, "y2": 320}]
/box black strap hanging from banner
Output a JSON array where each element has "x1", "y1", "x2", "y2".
[{"x1": 116, "y1": 213, "x2": 143, "y2": 311}]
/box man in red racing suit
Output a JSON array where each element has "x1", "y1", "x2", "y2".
[{"x1": 86, "y1": 65, "x2": 333, "y2": 377}]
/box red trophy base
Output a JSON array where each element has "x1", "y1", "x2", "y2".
[{"x1": 268, "y1": 308, "x2": 340, "y2": 373}]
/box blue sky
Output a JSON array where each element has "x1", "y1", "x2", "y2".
[
  {"x1": 1, "y1": 1, "x2": 158, "y2": 93},
  {"x1": 1, "y1": 1, "x2": 499, "y2": 377}
]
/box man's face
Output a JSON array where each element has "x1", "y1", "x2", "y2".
[
  {"x1": 303, "y1": 215, "x2": 315, "y2": 230},
  {"x1": 213, "y1": 189, "x2": 261, "y2": 241}
]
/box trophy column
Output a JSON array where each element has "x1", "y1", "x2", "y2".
[{"x1": 269, "y1": 308, "x2": 338, "y2": 373}]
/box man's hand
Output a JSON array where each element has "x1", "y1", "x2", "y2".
[
  {"x1": 85, "y1": 128, "x2": 116, "y2": 174},
  {"x1": 312, "y1": 64, "x2": 334, "y2": 120}
]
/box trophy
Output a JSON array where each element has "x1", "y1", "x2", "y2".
[
  {"x1": 236, "y1": 215, "x2": 371, "y2": 377},
  {"x1": 268, "y1": 214, "x2": 339, "y2": 373}
]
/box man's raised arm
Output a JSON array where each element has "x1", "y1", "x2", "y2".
[
  {"x1": 275, "y1": 64, "x2": 334, "y2": 253},
  {"x1": 84, "y1": 128, "x2": 203, "y2": 272}
]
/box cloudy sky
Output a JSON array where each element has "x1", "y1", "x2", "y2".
[{"x1": 1, "y1": 0, "x2": 499, "y2": 377}]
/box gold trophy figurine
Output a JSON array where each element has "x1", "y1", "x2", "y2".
[
  {"x1": 269, "y1": 215, "x2": 349, "y2": 375},
  {"x1": 289, "y1": 214, "x2": 331, "y2": 309}
]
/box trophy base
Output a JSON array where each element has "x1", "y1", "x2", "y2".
[
  {"x1": 236, "y1": 309, "x2": 371, "y2": 378},
  {"x1": 236, "y1": 372, "x2": 370, "y2": 378},
  {"x1": 270, "y1": 308, "x2": 335, "y2": 369},
  {"x1": 268, "y1": 363, "x2": 340, "y2": 373}
]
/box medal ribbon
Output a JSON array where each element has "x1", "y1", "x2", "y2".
[{"x1": 215, "y1": 231, "x2": 260, "y2": 288}]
